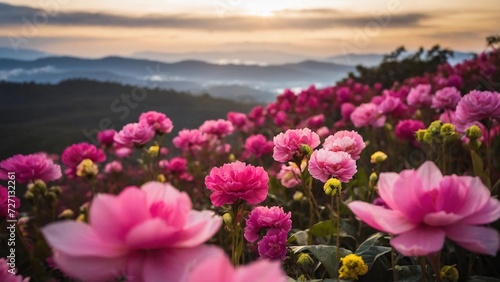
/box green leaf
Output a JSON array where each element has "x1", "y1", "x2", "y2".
[
  {"x1": 468, "y1": 276, "x2": 500, "y2": 282},
  {"x1": 287, "y1": 230, "x2": 309, "y2": 245},
  {"x1": 470, "y1": 150, "x2": 491, "y2": 188},
  {"x1": 355, "y1": 232, "x2": 385, "y2": 254},
  {"x1": 394, "y1": 265, "x2": 425, "y2": 282},
  {"x1": 290, "y1": 245, "x2": 352, "y2": 278},
  {"x1": 310, "y1": 220, "x2": 336, "y2": 237},
  {"x1": 357, "y1": 246, "x2": 391, "y2": 270}
]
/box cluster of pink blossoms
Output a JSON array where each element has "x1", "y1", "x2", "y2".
[
  {"x1": 114, "y1": 111, "x2": 173, "y2": 148},
  {"x1": 244, "y1": 206, "x2": 292, "y2": 260},
  {"x1": 0, "y1": 153, "x2": 62, "y2": 183},
  {"x1": 61, "y1": 143, "x2": 106, "y2": 177}
]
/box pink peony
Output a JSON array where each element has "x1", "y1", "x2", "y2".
[
  {"x1": 113, "y1": 146, "x2": 133, "y2": 159},
  {"x1": 323, "y1": 130, "x2": 366, "y2": 160},
  {"x1": 244, "y1": 206, "x2": 292, "y2": 242},
  {"x1": 139, "y1": 111, "x2": 173, "y2": 134},
  {"x1": 348, "y1": 161, "x2": 500, "y2": 256},
  {"x1": 395, "y1": 119, "x2": 426, "y2": 144},
  {"x1": 199, "y1": 119, "x2": 234, "y2": 137},
  {"x1": 455, "y1": 90, "x2": 500, "y2": 124},
  {"x1": 308, "y1": 149, "x2": 357, "y2": 183},
  {"x1": 0, "y1": 153, "x2": 62, "y2": 183},
  {"x1": 340, "y1": 103, "x2": 356, "y2": 120},
  {"x1": 173, "y1": 129, "x2": 207, "y2": 152},
  {"x1": 276, "y1": 161, "x2": 305, "y2": 188},
  {"x1": 97, "y1": 129, "x2": 117, "y2": 147},
  {"x1": 350, "y1": 103, "x2": 386, "y2": 128},
  {"x1": 406, "y1": 84, "x2": 433, "y2": 107},
  {"x1": 432, "y1": 87, "x2": 461, "y2": 110},
  {"x1": 0, "y1": 258, "x2": 29, "y2": 282},
  {"x1": 1, "y1": 185, "x2": 20, "y2": 218},
  {"x1": 205, "y1": 161, "x2": 269, "y2": 207},
  {"x1": 257, "y1": 229, "x2": 288, "y2": 260},
  {"x1": 61, "y1": 143, "x2": 106, "y2": 177},
  {"x1": 378, "y1": 95, "x2": 405, "y2": 115},
  {"x1": 188, "y1": 248, "x2": 287, "y2": 282},
  {"x1": 41, "y1": 182, "x2": 222, "y2": 281},
  {"x1": 114, "y1": 122, "x2": 155, "y2": 147},
  {"x1": 306, "y1": 114, "x2": 325, "y2": 129},
  {"x1": 273, "y1": 128, "x2": 321, "y2": 162},
  {"x1": 227, "y1": 112, "x2": 248, "y2": 128},
  {"x1": 104, "y1": 161, "x2": 123, "y2": 174},
  {"x1": 244, "y1": 134, "x2": 274, "y2": 158},
  {"x1": 273, "y1": 111, "x2": 287, "y2": 127}
]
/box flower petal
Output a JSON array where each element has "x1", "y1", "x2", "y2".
[
  {"x1": 125, "y1": 218, "x2": 179, "y2": 249},
  {"x1": 445, "y1": 224, "x2": 499, "y2": 256},
  {"x1": 460, "y1": 198, "x2": 500, "y2": 225},
  {"x1": 53, "y1": 252, "x2": 127, "y2": 282},
  {"x1": 416, "y1": 161, "x2": 442, "y2": 191},
  {"x1": 171, "y1": 210, "x2": 222, "y2": 247},
  {"x1": 423, "y1": 211, "x2": 463, "y2": 226},
  {"x1": 235, "y1": 259, "x2": 288, "y2": 282},
  {"x1": 391, "y1": 225, "x2": 445, "y2": 257},
  {"x1": 376, "y1": 172, "x2": 399, "y2": 210},
  {"x1": 348, "y1": 201, "x2": 416, "y2": 234},
  {"x1": 42, "y1": 221, "x2": 126, "y2": 258},
  {"x1": 188, "y1": 250, "x2": 233, "y2": 282}
]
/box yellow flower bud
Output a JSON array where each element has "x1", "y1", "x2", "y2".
[
  {"x1": 465, "y1": 125, "x2": 482, "y2": 140},
  {"x1": 441, "y1": 265, "x2": 459, "y2": 282},
  {"x1": 297, "y1": 253, "x2": 314, "y2": 268},
  {"x1": 300, "y1": 144, "x2": 312, "y2": 157},
  {"x1": 440, "y1": 123, "x2": 455, "y2": 137},
  {"x1": 157, "y1": 174, "x2": 166, "y2": 183},
  {"x1": 293, "y1": 191, "x2": 304, "y2": 201},
  {"x1": 58, "y1": 209, "x2": 75, "y2": 219},
  {"x1": 323, "y1": 178, "x2": 342, "y2": 196},
  {"x1": 148, "y1": 145, "x2": 160, "y2": 157},
  {"x1": 415, "y1": 129, "x2": 427, "y2": 142},
  {"x1": 428, "y1": 120, "x2": 442, "y2": 135},
  {"x1": 370, "y1": 151, "x2": 388, "y2": 164},
  {"x1": 222, "y1": 212, "x2": 233, "y2": 226},
  {"x1": 423, "y1": 131, "x2": 433, "y2": 144},
  {"x1": 76, "y1": 159, "x2": 98, "y2": 177},
  {"x1": 228, "y1": 153, "x2": 236, "y2": 163}
]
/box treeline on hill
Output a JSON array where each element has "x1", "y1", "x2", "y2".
[{"x1": 0, "y1": 80, "x2": 254, "y2": 159}]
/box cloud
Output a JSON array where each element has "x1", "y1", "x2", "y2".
[{"x1": 0, "y1": 3, "x2": 428, "y2": 31}]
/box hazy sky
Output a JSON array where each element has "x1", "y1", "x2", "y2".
[{"x1": 0, "y1": 0, "x2": 498, "y2": 58}]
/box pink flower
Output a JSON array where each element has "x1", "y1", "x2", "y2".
[
  {"x1": 139, "y1": 111, "x2": 174, "y2": 134},
  {"x1": 306, "y1": 114, "x2": 325, "y2": 129},
  {"x1": 350, "y1": 103, "x2": 386, "y2": 128},
  {"x1": 378, "y1": 95, "x2": 406, "y2": 115},
  {"x1": 323, "y1": 130, "x2": 366, "y2": 160},
  {"x1": 1, "y1": 185, "x2": 20, "y2": 218},
  {"x1": 308, "y1": 149, "x2": 357, "y2": 183},
  {"x1": 273, "y1": 128, "x2": 321, "y2": 162},
  {"x1": 97, "y1": 129, "x2": 117, "y2": 147},
  {"x1": 61, "y1": 143, "x2": 106, "y2": 177},
  {"x1": 0, "y1": 258, "x2": 29, "y2": 282},
  {"x1": 341, "y1": 103, "x2": 356, "y2": 120},
  {"x1": 276, "y1": 161, "x2": 305, "y2": 188},
  {"x1": 407, "y1": 84, "x2": 432, "y2": 107},
  {"x1": 104, "y1": 161, "x2": 122, "y2": 174},
  {"x1": 173, "y1": 129, "x2": 207, "y2": 152},
  {"x1": 244, "y1": 134, "x2": 274, "y2": 158},
  {"x1": 244, "y1": 206, "x2": 292, "y2": 242},
  {"x1": 199, "y1": 119, "x2": 234, "y2": 137},
  {"x1": 257, "y1": 229, "x2": 288, "y2": 260},
  {"x1": 227, "y1": 112, "x2": 248, "y2": 128},
  {"x1": 273, "y1": 111, "x2": 287, "y2": 127},
  {"x1": 41, "y1": 182, "x2": 222, "y2": 281},
  {"x1": 455, "y1": 90, "x2": 500, "y2": 124},
  {"x1": 205, "y1": 161, "x2": 269, "y2": 207},
  {"x1": 0, "y1": 153, "x2": 62, "y2": 183},
  {"x1": 114, "y1": 146, "x2": 133, "y2": 158},
  {"x1": 348, "y1": 161, "x2": 500, "y2": 256},
  {"x1": 432, "y1": 87, "x2": 461, "y2": 110},
  {"x1": 188, "y1": 248, "x2": 287, "y2": 282},
  {"x1": 395, "y1": 119, "x2": 426, "y2": 144},
  {"x1": 114, "y1": 122, "x2": 155, "y2": 147}
]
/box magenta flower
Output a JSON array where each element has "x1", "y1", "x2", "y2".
[
  {"x1": 340, "y1": 103, "x2": 356, "y2": 120},
  {"x1": 348, "y1": 161, "x2": 500, "y2": 256},
  {"x1": 61, "y1": 143, "x2": 106, "y2": 177},
  {"x1": 41, "y1": 182, "x2": 222, "y2": 281},
  {"x1": 306, "y1": 114, "x2": 325, "y2": 129},
  {"x1": 273, "y1": 128, "x2": 321, "y2": 162},
  {"x1": 323, "y1": 130, "x2": 366, "y2": 160},
  {"x1": 276, "y1": 161, "x2": 304, "y2": 188},
  {"x1": 113, "y1": 146, "x2": 133, "y2": 158},
  {"x1": 455, "y1": 90, "x2": 500, "y2": 124},
  {"x1": 0, "y1": 153, "x2": 62, "y2": 183},
  {"x1": 173, "y1": 129, "x2": 207, "y2": 152},
  {"x1": 114, "y1": 122, "x2": 155, "y2": 147},
  {"x1": 308, "y1": 149, "x2": 357, "y2": 183},
  {"x1": 257, "y1": 229, "x2": 288, "y2": 260},
  {"x1": 244, "y1": 206, "x2": 292, "y2": 242},
  {"x1": 139, "y1": 111, "x2": 174, "y2": 134},
  {"x1": 432, "y1": 87, "x2": 461, "y2": 110},
  {"x1": 1, "y1": 185, "x2": 20, "y2": 218},
  {"x1": 395, "y1": 119, "x2": 426, "y2": 144},
  {"x1": 188, "y1": 249, "x2": 287, "y2": 282},
  {"x1": 350, "y1": 103, "x2": 386, "y2": 128},
  {"x1": 378, "y1": 95, "x2": 405, "y2": 115},
  {"x1": 205, "y1": 161, "x2": 269, "y2": 207},
  {"x1": 406, "y1": 84, "x2": 433, "y2": 107},
  {"x1": 97, "y1": 129, "x2": 117, "y2": 147},
  {"x1": 244, "y1": 134, "x2": 274, "y2": 158},
  {"x1": 227, "y1": 112, "x2": 248, "y2": 127},
  {"x1": 104, "y1": 161, "x2": 122, "y2": 174},
  {"x1": 0, "y1": 258, "x2": 29, "y2": 282},
  {"x1": 199, "y1": 119, "x2": 234, "y2": 137}
]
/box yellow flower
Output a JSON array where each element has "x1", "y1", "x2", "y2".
[
  {"x1": 441, "y1": 265, "x2": 459, "y2": 282},
  {"x1": 338, "y1": 254, "x2": 368, "y2": 280},
  {"x1": 76, "y1": 159, "x2": 98, "y2": 177},
  {"x1": 323, "y1": 178, "x2": 342, "y2": 196},
  {"x1": 148, "y1": 145, "x2": 160, "y2": 157},
  {"x1": 370, "y1": 151, "x2": 387, "y2": 164},
  {"x1": 156, "y1": 174, "x2": 166, "y2": 183}
]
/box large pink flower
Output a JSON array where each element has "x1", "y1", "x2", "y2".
[
  {"x1": 199, "y1": 119, "x2": 234, "y2": 137},
  {"x1": 244, "y1": 134, "x2": 274, "y2": 158},
  {"x1": 41, "y1": 182, "x2": 222, "y2": 282},
  {"x1": 273, "y1": 128, "x2": 320, "y2": 162},
  {"x1": 323, "y1": 130, "x2": 366, "y2": 160},
  {"x1": 308, "y1": 149, "x2": 357, "y2": 183},
  {"x1": 455, "y1": 90, "x2": 500, "y2": 124},
  {"x1": 62, "y1": 143, "x2": 106, "y2": 177},
  {"x1": 97, "y1": 129, "x2": 117, "y2": 147},
  {"x1": 205, "y1": 161, "x2": 269, "y2": 206},
  {"x1": 114, "y1": 122, "x2": 155, "y2": 147},
  {"x1": 0, "y1": 153, "x2": 62, "y2": 183},
  {"x1": 350, "y1": 103, "x2": 386, "y2": 128},
  {"x1": 431, "y1": 87, "x2": 461, "y2": 110},
  {"x1": 188, "y1": 248, "x2": 287, "y2": 282},
  {"x1": 348, "y1": 161, "x2": 500, "y2": 257},
  {"x1": 244, "y1": 206, "x2": 292, "y2": 242},
  {"x1": 139, "y1": 111, "x2": 174, "y2": 134}
]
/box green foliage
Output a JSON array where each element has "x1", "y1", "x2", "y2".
[{"x1": 291, "y1": 245, "x2": 352, "y2": 278}]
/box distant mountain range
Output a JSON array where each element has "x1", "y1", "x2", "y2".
[{"x1": 0, "y1": 47, "x2": 476, "y2": 103}]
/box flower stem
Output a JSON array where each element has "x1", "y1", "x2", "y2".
[
  {"x1": 420, "y1": 257, "x2": 427, "y2": 282},
  {"x1": 335, "y1": 194, "x2": 341, "y2": 276},
  {"x1": 427, "y1": 252, "x2": 442, "y2": 282}
]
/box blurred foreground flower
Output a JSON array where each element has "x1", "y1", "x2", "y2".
[
  {"x1": 42, "y1": 182, "x2": 221, "y2": 281},
  {"x1": 348, "y1": 161, "x2": 500, "y2": 256}
]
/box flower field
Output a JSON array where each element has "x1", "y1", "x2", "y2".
[{"x1": 1, "y1": 49, "x2": 500, "y2": 282}]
